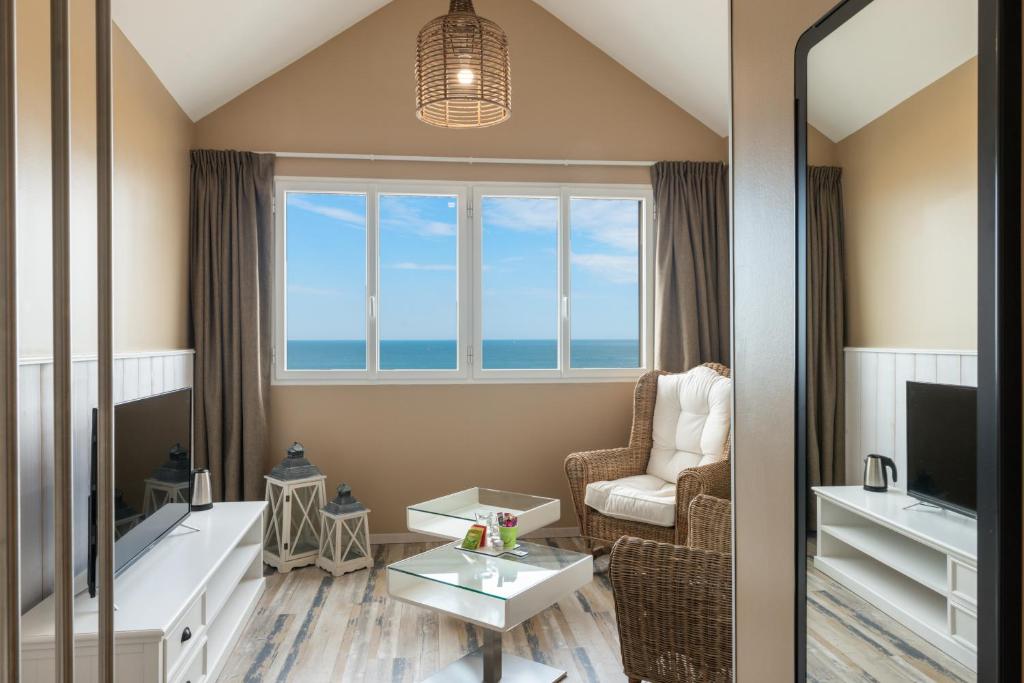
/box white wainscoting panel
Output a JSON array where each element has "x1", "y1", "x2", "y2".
[
  {"x1": 18, "y1": 350, "x2": 194, "y2": 611},
  {"x1": 844, "y1": 347, "x2": 977, "y2": 489}
]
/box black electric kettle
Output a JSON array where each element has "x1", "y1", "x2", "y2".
[{"x1": 863, "y1": 454, "x2": 897, "y2": 492}]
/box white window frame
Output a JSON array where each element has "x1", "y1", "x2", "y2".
[
  {"x1": 561, "y1": 186, "x2": 655, "y2": 380},
  {"x1": 274, "y1": 176, "x2": 654, "y2": 385},
  {"x1": 472, "y1": 185, "x2": 564, "y2": 380}
]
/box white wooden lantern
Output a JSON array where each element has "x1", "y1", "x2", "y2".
[
  {"x1": 317, "y1": 484, "x2": 373, "y2": 577},
  {"x1": 142, "y1": 443, "x2": 191, "y2": 515},
  {"x1": 263, "y1": 442, "x2": 327, "y2": 573}
]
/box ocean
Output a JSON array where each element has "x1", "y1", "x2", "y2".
[{"x1": 286, "y1": 339, "x2": 640, "y2": 371}]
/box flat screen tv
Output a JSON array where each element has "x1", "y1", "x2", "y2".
[
  {"x1": 906, "y1": 381, "x2": 977, "y2": 517},
  {"x1": 88, "y1": 388, "x2": 193, "y2": 598}
]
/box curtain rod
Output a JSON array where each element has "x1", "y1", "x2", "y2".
[{"x1": 264, "y1": 151, "x2": 657, "y2": 168}]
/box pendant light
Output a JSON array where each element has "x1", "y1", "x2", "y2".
[{"x1": 415, "y1": 0, "x2": 511, "y2": 129}]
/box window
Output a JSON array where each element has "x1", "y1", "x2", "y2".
[
  {"x1": 284, "y1": 191, "x2": 367, "y2": 371},
  {"x1": 378, "y1": 193, "x2": 460, "y2": 370},
  {"x1": 569, "y1": 197, "x2": 642, "y2": 369},
  {"x1": 479, "y1": 195, "x2": 559, "y2": 370},
  {"x1": 275, "y1": 178, "x2": 652, "y2": 383}
]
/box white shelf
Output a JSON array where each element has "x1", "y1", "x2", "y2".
[
  {"x1": 22, "y1": 502, "x2": 266, "y2": 642},
  {"x1": 20, "y1": 503, "x2": 266, "y2": 683},
  {"x1": 820, "y1": 524, "x2": 946, "y2": 593},
  {"x1": 815, "y1": 554, "x2": 948, "y2": 635},
  {"x1": 207, "y1": 576, "x2": 264, "y2": 679},
  {"x1": 207, "y1": 543, "x2": 261, "y2": 624},
  {"x1": 813, "y1": 486, "x2": 977, "y2": 672},
  {"x1": 813, "y1": 486, "x2": 976, "y2": 560}
]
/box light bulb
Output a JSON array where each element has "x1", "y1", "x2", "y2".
[{"x1": 457, "y1": 68, "x2": 475, "y2": 86}]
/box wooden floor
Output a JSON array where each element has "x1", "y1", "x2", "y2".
[
  {"x1": 220, "y1": 537, "x2": 627, "y2": 683},
  {"x1": 222, "y1": 535, "x2": 974, "y2": 682},
  {"x1": 806, "y1": 538, "x2": 974, "y2": 682}
]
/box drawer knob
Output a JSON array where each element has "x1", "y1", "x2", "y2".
[{"x1": 181, "y1": 626, "x2": 192, "y2": 643}]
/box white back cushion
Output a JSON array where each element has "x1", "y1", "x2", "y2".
[{"x1": 646, "y1": 366, "x2": 732, "y2": 482}]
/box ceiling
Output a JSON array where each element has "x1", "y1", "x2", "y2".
[
  {"x1": 113, "y1": 0, "x2": 732, "y2": 133},
  {"x1": 532, "y1": 0, "x2": 730, "y2": 136},
  {"x1": 113, "y1": 0, "x2": 393, "y2": 121},
  {"x1": 807, "y1": 0, "x2": 978, "y2": 142},
  {"x1": 113, "y1": 0, "x2": 975, "y2": 140}
]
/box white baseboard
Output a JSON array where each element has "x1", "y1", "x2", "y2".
[{"x1": 370, "y1": 526, "x2": 581, "y2": 545}]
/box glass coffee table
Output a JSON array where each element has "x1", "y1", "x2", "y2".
[
  {"x1": 387, "y1": 540, "x2": 593, "y2": 682},
  {"x1": 406, "y1": 487, "x2": 560, "y2": 540}
]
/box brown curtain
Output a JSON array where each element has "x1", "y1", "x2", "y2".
[
  {"x1": 190, "y1": 150, "x2": 275, "y2": 501},
  {"x1": 807, "y1": 165, "x2": 846, "y2": 526},
  {"x1": 651, "y1": 161, "x2": 730, "y2": 372}
]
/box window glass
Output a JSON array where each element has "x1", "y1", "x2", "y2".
[
  {"x1": 481, "y1": 196, "x2": 559, "y2": 370},
  {"x1": 569, "y1": 197, "x2": 642, "y2": 369},
  {"x1": 285, "y1": 192, "x2": 367, "y2": 370},
  {"x1": 378, "y1": 194, "x2": 459, "y2": 370}
]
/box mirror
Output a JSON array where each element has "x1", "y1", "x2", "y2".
[{"x1": 800, "y1": 1, "x2": 980, "y2": 679}]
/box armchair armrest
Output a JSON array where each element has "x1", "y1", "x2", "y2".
[
  {"x1": 610, "y1": 536, "x2": 732, "y2": 683},
  {"x1": 686, "y1": 494, "x2": 732, "y2": 554},
  {"x1": 564, "y1": 447, "x2": 645, "y2": 530},
  {"x1": 674, "y1": 459, "x2": 731, "y2": 545}
]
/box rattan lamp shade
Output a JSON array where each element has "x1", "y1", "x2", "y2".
[{"x1": 415, "y1": 0, "x2": 511, "y2": 129}]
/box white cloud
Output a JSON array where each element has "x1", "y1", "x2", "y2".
[
  {"x1": 288, "y1": 196, "x2": 365, "y2": 230},
  {"x1": 380, "y1": 196, "x2": 458, "y2": 238},
  {"x1": 482, "y1": 197, "x2": 558, "y2": 232},
  {"x1": 571, "y1": 199, "x2": 641, "y2": 252},
  {"x1": 571, "y1": 253, "x2": 638, "y2": 284},
  {"x1": 388, "y1": 262, "x2": 456, "y2": 272}
]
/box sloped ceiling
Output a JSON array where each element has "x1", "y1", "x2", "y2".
[
  {"x1": 114, "y1": 0, "x2": 976, "y2": 140},
  {"x1": 112, "y1": 0, "x2": 393, "y2": 121},
  {"x1": 114, "y1": 0, "x2": 732, "y2": 132},
  {"x1": 532, "y1": 0, "x2": 730, "y2": 136},
  {"x1": 807, "y1": 0, "x2": 977, "y2": 142}
]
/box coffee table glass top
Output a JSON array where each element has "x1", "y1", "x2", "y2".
[
  {"x1": 406, "y1": 488, "x2": 560, "y2": 539},
  {"x1": 388, "y1": 541, "x2": 590, "y2": 602},
  {"x1": 408, "y1": 488, "x2": 555, "y2": 521}
]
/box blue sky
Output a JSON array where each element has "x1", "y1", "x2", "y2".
[{"x1": 285, "y1": 191, "x2": 640, "y2": 341}]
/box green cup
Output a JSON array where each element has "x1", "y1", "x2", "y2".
[{"x1": 499, "y1": 525, "x2": 518, "y2": 549}]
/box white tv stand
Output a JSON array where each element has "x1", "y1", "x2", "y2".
[
  {"x1": 21, "y1": 502, "x2": 266, "y2": 682},
  {"x1": 812, "y1": 487, "x2": 977, "y2": 670}
]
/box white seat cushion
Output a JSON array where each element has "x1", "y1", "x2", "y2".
[
  {"x1": 647, "y1": 366, "x2": 732, "y2": 483},
  {"x1": 584, "y1": 474, "x2": 676, "y2": 527}
]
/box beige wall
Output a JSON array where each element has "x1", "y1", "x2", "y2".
[
  {"x1": 194, "y1": 0, "x2": 728, "y2": 179},
  {"x1": 732, "y1": 0, "x2": 835, "y2": 680},
  {"x1": 195, "y1": 0, "x2": 728, "y2": 531},
  {"x1": 807, "y1": 125, "x2": 838, "y2": 167},
  {"x1": 16, "y1": 0, "x2": 193, "y2": 357},
  {"x1": 272, "y1": 382, "x2": 635, "y2": 533},
  {"x1": 839, "y1": 59, "x2": 977, "y2": 350}
]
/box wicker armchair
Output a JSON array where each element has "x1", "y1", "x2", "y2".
[
  {"x1": 564, "y1": 363, "x2": 731, "y2": 548},
  {"x1": 610, "y1": 495, "x2": 733, "y2": 683}
]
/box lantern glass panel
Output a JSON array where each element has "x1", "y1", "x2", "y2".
[
  {"x1": 290, "y1": 485, "x2": 320, "y2": 555},
  {"x1": 342, "y1": 518, "x2": 366, "y2": 561}
]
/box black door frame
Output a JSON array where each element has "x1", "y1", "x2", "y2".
[{"x1": 794, "y1": 1, "x2": 1021, "y2": 679}]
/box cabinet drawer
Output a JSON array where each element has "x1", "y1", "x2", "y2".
[
  {"x1": 166, "y1": 594, "x2": 205, "y2": 676},
  {"x1": 171, "y1": 638, "x2": 206, "y2": 683},
  {"x1": 949, "y1": 559, "x2": 977, "y2": 606},
  {"x1": 949, "y1": 602, "x2": 977, "y2": 651}
]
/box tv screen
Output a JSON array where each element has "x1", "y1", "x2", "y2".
[
  {"x1": 89, "y1": 388, "x2": 193, "y2": 597},
  {"x1": 906, "y1": 381, "x2": 977, "y2": 516}
]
